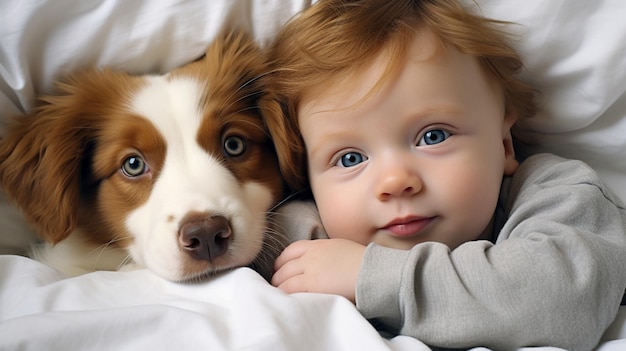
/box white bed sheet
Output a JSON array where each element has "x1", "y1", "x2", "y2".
[{"x1": 1, "y1": 0, "x2": 626, "y2": 350}]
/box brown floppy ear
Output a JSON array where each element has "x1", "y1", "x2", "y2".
[
  {"x1": 259, "y1": 92, "x2": 307, "y2": 194},
  {"x1": 0, "y1": 70, "x2": 134, "y2": 244},
  {"x1": 0, "y1": 111, "x2": 84, "y2": 243}
]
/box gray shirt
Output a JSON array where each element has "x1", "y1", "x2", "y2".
[{"x1": 275, "y1": 153, "x2": 626, "y2": 350}]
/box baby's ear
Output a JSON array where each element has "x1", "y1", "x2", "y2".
[
  {"x1": 502, "y1": 110, "x2": 519, "y2": 175},
  {"x1": 260, "y1": 94, "x2": 308, "y2": 193}
]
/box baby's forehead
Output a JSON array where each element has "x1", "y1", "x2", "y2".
[
  {"x1": 405, "y1": 28, "x2": 448, "y2": 62},
  {"x1": 299, "y1": 29, "x2": 473, "y2": 113}
]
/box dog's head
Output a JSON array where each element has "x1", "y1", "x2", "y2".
[{"x1": 0, "y1": 31, "x2": 285, "y2": 281}]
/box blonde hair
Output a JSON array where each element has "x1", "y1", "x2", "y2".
[{"x1": 263, "y1": 0, "x2": 537, "y2": 192}]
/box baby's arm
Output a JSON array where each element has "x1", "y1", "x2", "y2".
[{"x1": 357, "y1": 154, "x2": 626, "y2": 350}]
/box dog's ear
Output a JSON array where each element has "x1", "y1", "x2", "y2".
[
  {"x1": 259, "y1": 92, "x2": 308, "y2": 194},
  {"x1": 0, "y1": 70, "x2": 135, "y2": 244},
  {"x1": 0, "y1": 109, "x2": 83, "y2": 243}
]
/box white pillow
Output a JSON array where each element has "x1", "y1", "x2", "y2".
[
  {"x1": 0, "y1": 0, "x2": 312, "y2": 124},
  {"x1": 465, "y1": 0, "x2": 626, "y2": 201}
]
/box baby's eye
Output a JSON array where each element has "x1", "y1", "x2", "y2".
[
  {"x1": 418, "y1": 129, "x2": 451, "y2": 146},
  {"x1": 336, "y1": 152, "x2": 368, "y2": 168}
]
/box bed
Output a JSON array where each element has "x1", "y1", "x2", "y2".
[{"x1": 1, "y1": 1, "x2": 625, "y2": 350}]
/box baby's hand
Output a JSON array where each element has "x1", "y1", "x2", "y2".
[{"x1": 271, "y1": 238, "x2": 366, "y2": 303}]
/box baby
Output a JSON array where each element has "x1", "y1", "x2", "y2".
[{"x1": 261, "y1": 0, "x2": 626, "y2": 350}]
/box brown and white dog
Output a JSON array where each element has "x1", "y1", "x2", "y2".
[{"x1": 0, "y1": 31, "x2": 286, "y2": 281}]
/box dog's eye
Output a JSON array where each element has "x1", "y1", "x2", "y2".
[
  {"x1": 121, "y1": 156, "x2": 147, "y2": 177},
  {"x1": 223, "y1": 135, "x2": 246, "y2": 157}
]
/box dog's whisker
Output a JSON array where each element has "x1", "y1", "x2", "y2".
[
  {"x1": 217, "y1": 72, "x2": 267, "y2": 112},
  {"x1": 221, "y1": 110, "x2": 276, "y2": 140},
  {"x1": 218, "y1": 68, "x2": 280, "y2": 114},
  {"x1": 244, "y1": 215, "x2": 295, "y2": 281},
  {"x1": 116, "y1": 255, "x2": 135, "y2": 271},
  {"x1": 86, "y1": 235, "x2": 133, "y2": 271},
  {"x1": 269, "y1": 191, "x2": 306, "y2": 212},
  {"x1": 227, "y1": 104, "x2": 260, "y2": 116},
  {"x1": 233, "y1": 72, "x2": 269, "y2": 96},
  {"x1": 219, "y1": 89, "x2": 264, "y2": 118}
]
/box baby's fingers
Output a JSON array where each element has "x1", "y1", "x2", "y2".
[
  {"x1": 273, "y1": 240, "x2": 313, "y2": 270},
  {"x1": 275, "y1": 274, "x2": 308, "y2": 294},
  {"x1": 271, "y1": 258, "x2": 303, "y2": 290}
]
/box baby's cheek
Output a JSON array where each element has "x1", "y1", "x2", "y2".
[
  {"x1": 451, "y1": 171, "x2": 500, "y2": 235},
  {"x1": 317, "y1": 198, "x2": 371, "y2": 245}
]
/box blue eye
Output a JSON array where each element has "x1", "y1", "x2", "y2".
[
  {"x1": 336, "y1": 152, "x2": 367, "y2": 168},
  {"x1": 418, "y1": 129, "x2": 451, "y2": 146}
]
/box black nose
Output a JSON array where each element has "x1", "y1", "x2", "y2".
[{"x1": 179, "y1": 215, "x2": 232, "y2": 261}]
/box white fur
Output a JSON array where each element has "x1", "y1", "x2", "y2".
[{"x1": 31, "y1": 234, "x2": 129, "y2": 276}]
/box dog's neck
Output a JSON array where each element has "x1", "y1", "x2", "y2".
[{"x1": 30, "y1": 231, "x2": 130, "y2": 277}]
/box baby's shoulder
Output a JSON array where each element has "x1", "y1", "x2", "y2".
[
  {"x1": 516, "y1": 153, "x2": 598, "y2": 185},
  {"x1": 510, "y1": 153, "x2": 623, "y2": 207}
]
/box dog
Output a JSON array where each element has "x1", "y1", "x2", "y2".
[{"x1": 0, "y1": 31, "x2": 287, "y2": 282}]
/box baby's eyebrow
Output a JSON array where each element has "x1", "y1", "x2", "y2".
[
  {"x1": 306, "y1": 130, "x2": 355, "y2": 159},
  {"x1": 410, "y1": 105, "x2": 465, "y2": 118}
]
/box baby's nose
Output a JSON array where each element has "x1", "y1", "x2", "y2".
[{"x1": 375, "y1": 164, "x2": 422, "y2": 201}]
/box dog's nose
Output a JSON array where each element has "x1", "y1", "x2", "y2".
[{"x1": 179, "y1": 215, "x2": 232, "y2": 261}]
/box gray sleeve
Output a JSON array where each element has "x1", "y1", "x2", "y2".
[{"x1": 356, "y1": 154, "x2": 626, "y2": 350}]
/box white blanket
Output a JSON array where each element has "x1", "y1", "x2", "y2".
[
  {"x1": 1, "y1": 1, "x2": 626, "y2": 350},
  {"x1": 1, "y1": 255, "x2": 623, "y2": 351},
  {"x1": 0, "y1": 256, "x2": 429, "y2": 351}
]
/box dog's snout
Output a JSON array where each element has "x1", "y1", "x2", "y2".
[{"x1": 179, "y1": 215, "x2": 232, "y2": 262}]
